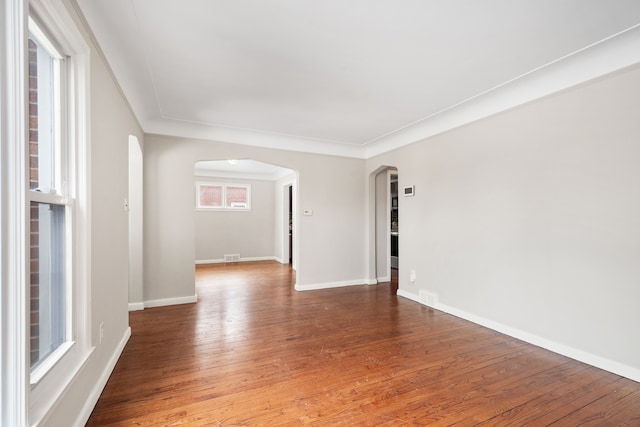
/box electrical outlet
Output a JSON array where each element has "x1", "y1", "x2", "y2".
[
  {"x1": 99, "y1": 322, "x2": 104, "y2": 344},
  {"x1": 410, "y1": 269, "x2": 416, "y2": 283}
]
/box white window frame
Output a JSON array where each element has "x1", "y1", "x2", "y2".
[
  {"x1": 28, "y1": 15, "x2": 72, "y2": 380},
  {"x1": 25, "y1": 1, "x2": 92, "y2": 425},
  {"x1": 1, "y1": 0, "x2": 29, "y2": 425},
  {"x1": 196, "y1": 182, "x2": 252, "y2": 211}
]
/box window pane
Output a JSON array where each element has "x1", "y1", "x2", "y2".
[
  {"x1": 199, "y1": 185, "x2": 223, "y2": 207},
  {"x1": 226, "y1": 186, "x2": 248, "y2": 208},
  {"x1": 30, "y1": 202, "x2": 66, "y2": 370},
  {"x1": 28, "y1": 33, "x2": 58, "y2": 192}
]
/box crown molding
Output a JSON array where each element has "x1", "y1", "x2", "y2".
[
  {"x1": 144, "y1": 118, "x2": 367, "y2": 159},
  {"x1": 363, "y1": 24, "x2": 640, "y2": 159},
  {"x1": 143, "y1": 24, "x2": 640, "y2": 160}
]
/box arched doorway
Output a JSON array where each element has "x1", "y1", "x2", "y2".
[
  {"x1": 369, "y1": 165, "x2": 398, "y2": 289},
  {"x1": 192, "y1": 159, "x2": 297, "y2": 267}
]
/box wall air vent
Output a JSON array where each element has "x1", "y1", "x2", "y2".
[{"x1": 224, "y1": 254, "x2": 240, "y2": 263}]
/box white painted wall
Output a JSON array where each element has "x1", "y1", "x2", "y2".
[
  {"x1": 40, "y1": 1, "x2": 144, "y2": 425},
  {"x1": 366, "y1": 65, "x2": 640, "y2": 381},
  {"x1": 144, "y1": 135, "x2": 367, "y2": 301},
  {"x1": 194, "y1": 176, "x2": 275, "y2": 262}
]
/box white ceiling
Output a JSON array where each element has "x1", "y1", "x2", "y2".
[{"x1": 78, "y1": 0, "x2": 640, "y2": 158}]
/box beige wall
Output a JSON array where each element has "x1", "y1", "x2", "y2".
[
  {"x1": 43, "y1": 1, "x2": 144, "y2": 425},
  {"x1": 144, "y1": 135, "x2": 367, "y2": 301},
  {"x1": 366, "y1": 65, "x2": 640, "y2": 380}
]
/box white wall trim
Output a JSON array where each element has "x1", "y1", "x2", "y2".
[
  {"x1": 127, "y1": 302, "x2": 144, "y2": 312},
  {"x1": 195, "y1": 256, "x2": 278, "y2": 265},
  {"x1": 144, "y1": 295, "x2": 197, "y2": 309},
  {"x1": 295, "y1": 279, "x2": 370, "y2": 292},
  {"x1": 72, "y1": 327, "x2": 131, "y2": 427},
  {"x1": 397, "y1": 289, "x2": 420, "y2": 303},
  {"x1": 436, "y1": 301, "x2": 640, "y2": 383},
  {"x1": 139, "y1": 26, "x2": 640, "y2": 161},
  {"x1": 145, "y1": 118, "x2": 365, "y2": 159},
  {"x1": 376, "y1": 275, "x2": 390, "y2": 283},
  {"x1": 31, "y1": 346, "x2": 95, "y2": 427},
  {"x1": 195, "y1": 259, "x2": 222, "y2": 265},
  {"x1": 396, "y1": 290, "x2": 640, "y2": 383}
]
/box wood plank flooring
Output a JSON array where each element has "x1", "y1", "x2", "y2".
[{"x1": 87, "y1": 261, "x2": 640, "y2": 426}]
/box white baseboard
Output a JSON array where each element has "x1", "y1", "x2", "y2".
[
  {"x1": 397, "y1": 289, "x2": 420, "y2": 303},
  {"x1": 144, "y1": 295, "x2": 198, "y2": 308},
  {"x1": 74, "y1": 327, "x2": 131, "y2": 427},
  {"x1": 434, "y1": 301, "x2": 640, "y2": 383},
  {"x1": 376, "y1": 275, "x2": 390, "y2": 283},
  {"x1": 295, "y1": 279, "x2": 370, "y2": 291},
  {"x1": 196, "y1": 258, "x2": 225, "y2": 265},
  {"x1": 396, "y1": 289, "x2": 640, "y2": 383},
  {"x1": 195, "y1": 256, "x2": 277, "y2": 265},
  {"x1": 129, "y1": 296, "x2": 198, "y2": 311},
  {"x1": 128, "y1": 302, "x2": 144, "y2": 311}
]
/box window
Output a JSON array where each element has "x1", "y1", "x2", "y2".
[
  {"x1": 196, "y1": 182, "x2": 251, "y2": 210},
  {"x1": 198, "y1": 183, "x2": 223, "y2": 208},
  {"x1": 1, "y1": 1, "x2": 90, "y2": 423},
  {"x1": 28, "y1": 19, "x2": 72, "y2": 377}
]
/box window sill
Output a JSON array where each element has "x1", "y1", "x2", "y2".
[
  {"x1": 196, "y1": 207, "x2": 252, "y2": 212},
  {"x1": 30, "y1": 340, "x2": 75, "y2": 387}
]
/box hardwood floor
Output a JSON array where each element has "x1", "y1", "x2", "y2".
[{"x1": 87, "y1": 261, "x2": 640, "y2": 426}]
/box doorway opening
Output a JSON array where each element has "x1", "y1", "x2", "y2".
[
  {"x1": 372, "y1": 166, "x2": 398, "y2": 289},
  {"x1": 192, "y1": 159, "x2": 296, "y2": 270},
  {"x1": 128, "y1": 135, "x2": 144, "y2": 311},
  {"x1": 288, "y1": 184, "x2": 293, "y2": 264},
  {"x1": 390, "y1": 172, "x2": 398, "y2": 270}
]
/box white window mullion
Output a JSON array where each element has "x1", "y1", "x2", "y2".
[{"x1": 28, "y1": 190, "x2": 69, "y2": 205}]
